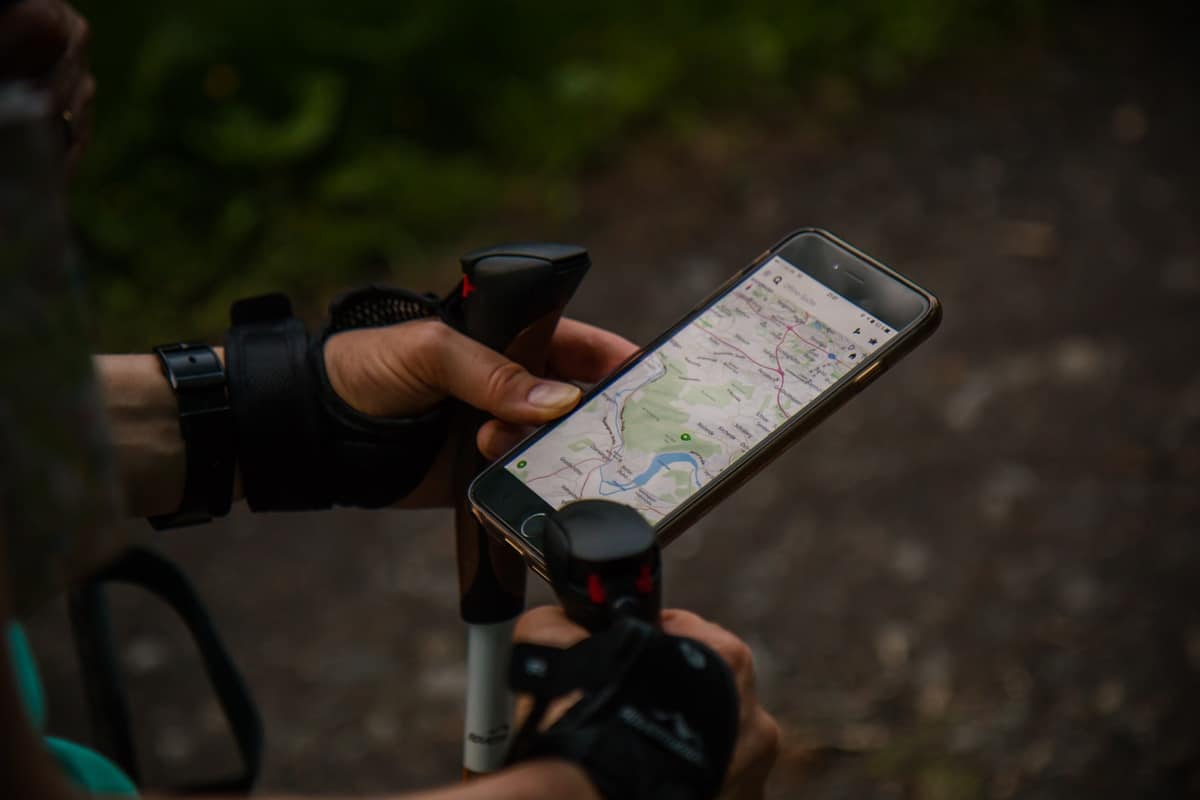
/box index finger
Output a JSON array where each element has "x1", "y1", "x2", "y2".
[{"x1": 547, "y1": 318, "x2": 639, "y2": 384}]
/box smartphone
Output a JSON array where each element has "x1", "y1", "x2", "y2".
[{"x1": 469, "y1": 229, "x2": 941, "y2": 577}]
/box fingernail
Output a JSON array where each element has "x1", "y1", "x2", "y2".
[{"x1": 527, "y1": 381, "x2": 581, "y2": 410}]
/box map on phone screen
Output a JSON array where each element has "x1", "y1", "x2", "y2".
[{"x1": 506, "y1": 255, "x2": 896, "y2": 521}]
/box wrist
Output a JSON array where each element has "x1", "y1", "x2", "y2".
[
  {"x1": 97, "y1": 353, "x2": 186, "y2": 518},
  {"x1": 97, "y1": 349, "x2": 244, "y2": 521}
]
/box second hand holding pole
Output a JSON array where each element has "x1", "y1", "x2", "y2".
[{"x1": 447, "y1": 243, "x2": 590, "y2": 777}]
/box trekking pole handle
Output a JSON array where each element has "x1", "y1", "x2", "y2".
[
  {"x1": 450, "y1": 243, "x2": 591, "y2": 622},
  {"x1": 543, "y1": 500, "x2": 663, "y2": 633}
]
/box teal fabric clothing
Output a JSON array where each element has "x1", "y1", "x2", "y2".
[
  {"x1": 6, "y1": 622, "x2": 138, "y2": 797},
  {"x1": 44, "y1": 736, "x2": 140, "y2": 797}
]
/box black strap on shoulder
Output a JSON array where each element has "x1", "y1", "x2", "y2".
[{"x1": 69, "y1": 547, "x2": 263, "y2": 795}]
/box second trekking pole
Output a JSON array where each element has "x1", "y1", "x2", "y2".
[{"x1": 445, "y1": 243, "x2": 590, "y2": 777}]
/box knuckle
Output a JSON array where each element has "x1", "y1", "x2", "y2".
[
  {"x1": 720, "y1": 637, "x2": 755, "y2": 675},
  {"x1": 408, "y1": 318, "x2": 446, "y2": 352},
  {"x1": 660, "y1": 608, "x2": 705, "y2": 633},
  {"x1": 661, "y1": 611, "x2": 756, "y2": 673},
  {"x1": 513, "y1": 605, "x2": 564, "y2": 641},
  {"x1": 406, "y1": 320, "x2": 448, "y2": 371},
  {"x1": 483, "y1": 359, "x2": 528, "y2": 404},
  {"x1": 759, "y1": 710, "x2": 782, "y2": 760}
]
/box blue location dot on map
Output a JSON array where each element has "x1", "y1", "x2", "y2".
[
  {"x1": 827, "y1": 352, "x2": 836, "y2": 359},
  {"x1": 516, "y1": 460, "x2": 527, "y2": 469}
]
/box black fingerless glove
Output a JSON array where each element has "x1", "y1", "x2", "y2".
[
  {"x1": 506, "y1": 617, "x2": 739, "y2": 800},
  {"x1": 224, "y1": 286, "x2": 450, "y2": 511}
]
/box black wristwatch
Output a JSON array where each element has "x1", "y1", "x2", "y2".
[{"x1": 148, "y1": 343, "x2": 236, "y2": 530}]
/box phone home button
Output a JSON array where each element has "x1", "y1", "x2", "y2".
[{"x1": 520, "y1": 513, "x2": 549, "y2": 540}]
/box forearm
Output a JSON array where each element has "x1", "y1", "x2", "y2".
[
  {"x1": 146, "y1": 760, "x2": 601, "y2": 800},
  {"x1": 95, "y1": 350, "x2": 242, "y2": 519},
  {"x1": 95, "y1": 353, "x2": 186, "y2": 518}
]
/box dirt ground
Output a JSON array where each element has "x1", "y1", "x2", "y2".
[{"x1": 23, "y1": 9, "x2": 1200, "y2": 799}]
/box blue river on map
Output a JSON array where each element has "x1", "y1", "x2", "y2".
[{"x1": 599, "y1": 451, "x2": 701, "y2": 494}]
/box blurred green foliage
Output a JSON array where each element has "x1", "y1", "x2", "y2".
[{"x1": 74, "y1": 0, "x2": 1043, "y2": 347}]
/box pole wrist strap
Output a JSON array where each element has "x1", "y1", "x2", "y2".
[
  {"x1": 223, "y1": 288, "x2": 447, "y2": 511},
  {"x1": 507, "y1": 617, "x2": 739, "y2": 800}
]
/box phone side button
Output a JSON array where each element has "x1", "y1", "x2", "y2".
[
  {"x1": 503, "y1": 534, "x2": 527, "y2": 558},
  {"x1": 852, "y1": 361, "x2": 886, "y2": 389}
]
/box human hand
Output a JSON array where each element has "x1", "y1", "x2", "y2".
[
  {"x1": 322, "y1": 316, "x2": 638, "y2": 507},
  {"x1": 0, "y1": 0, "x2": 94, "y2": 171},
  {"x1": 513, "y1": 606, "x2": 781, "y2": 800}
]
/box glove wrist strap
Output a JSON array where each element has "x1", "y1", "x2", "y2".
[
  {"x1": 223, "y1": 287, "x2": 449, "y2": 511},
  {"x1": 225, "y1": 294, "x2": 331, "y2": 512},
  {"x1": 507, "y1": 618, "x2": 738, "y2": 800}
]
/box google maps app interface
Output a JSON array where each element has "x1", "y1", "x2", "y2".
[{"x1": 507, "y1": 255, "x2": 897, "y2": 522}]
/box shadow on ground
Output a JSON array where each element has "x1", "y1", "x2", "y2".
[{"x1": 25, "y1": 9, "x2": 1200, "y2": 799}]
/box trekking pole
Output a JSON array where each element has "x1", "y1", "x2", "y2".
[
  {"x1": 506, "y1": 501, "x2": 741, "y2": 798},
  {"x1": 541, "y1": 500, "x2": 662, "y2": 632},
  {"x1": 447, "y1": 244, "x2": 590, "y2": 777}
]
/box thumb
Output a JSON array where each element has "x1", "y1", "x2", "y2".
[{"x1": 419, "y1": 323, "x2": 583, "y2": 424}]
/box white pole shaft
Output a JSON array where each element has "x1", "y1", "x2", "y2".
[{"x1": 463, "y1": 619, "x2": 516, "y2": 775}]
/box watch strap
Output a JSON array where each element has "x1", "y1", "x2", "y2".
[{"x1": 148, "y1": 344, "x2": 236, "y2": 529}]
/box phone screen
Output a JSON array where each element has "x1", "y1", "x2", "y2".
[{"x1": 503, "y1": 255, "x2": 898, "y2": 522}]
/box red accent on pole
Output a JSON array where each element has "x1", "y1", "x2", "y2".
[
  {"x1": 587, "y1": 573, "x2": 607, "y2": 604},
  {"x1": 462, "y1": 275, "x2": 477, "y2": 298},
  {"x1": 635, "y1": 564, "x2": 654, "y2": 595}
]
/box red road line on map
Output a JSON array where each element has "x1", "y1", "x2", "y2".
[
  {"x1": 775, "y1": 319, "x2": 840, "y2": 361},
  {"x1": 770, "y1": 324, "x2": 840, "y2": 414},
  {"x1": 704, "y1": 325, "x2": 794, "y2": 416},
  {"x1": 580, "y1": 460, "x2": 608, "y2": 495}
]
